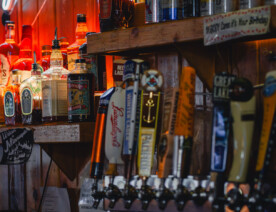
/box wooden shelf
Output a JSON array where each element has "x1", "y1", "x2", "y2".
[
  {"x1": 87, "y1": 6, "x2": 276, "y2": 55},
  {"x1": 0, "y1": 122, "x2": 95, "y2": 144}
]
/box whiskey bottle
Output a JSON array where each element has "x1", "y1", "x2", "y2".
[
  {"x1": 67, "y1": 59, "x2": 94, "y2": 122},
  {"x1": 100, "y1": 0, "x2": 115, "y2": 32},
  {"x1": 0, "y1": 21, "x2": 20, "y2": 86},
  {"x1": 38, "y1": 45, "x2": 51, "y2": 71},
  {"x1": 42, "y1": 28, "x2": 69, "y2": 122},
  {"x1": 4, "y1": 70, "x2": 22, "y2": 126},
  {"x1": 67, "y1": 14, "x2": 88, "y2": 71},
  {"x1": 20, "y1": 52, "x2": 42, "y2": 125},
  {"x1": 12, "y1": 25, "x2": 33, "y2": 83},
  {"x1": 79, "y1": 32, "x2": 98, "y2": 90}
]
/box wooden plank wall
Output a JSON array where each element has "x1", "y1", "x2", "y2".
[{"x1": 0, "y1": 0, "x2": 276, "y2": 211}]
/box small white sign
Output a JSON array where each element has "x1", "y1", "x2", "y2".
[{"x1": 204, "y1": 6, "x2": 271, "y2": 46}]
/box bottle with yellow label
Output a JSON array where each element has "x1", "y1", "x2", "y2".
[{"x1": 67, "y1": 59, "x2": 94, "y2": 122}]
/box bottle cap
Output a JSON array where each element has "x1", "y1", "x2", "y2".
[
  {"x1": 77, "y1": 14, "x2": 86, "y2": 23},
  {"x1": 52, "y1": 27, "x2": 60, "y2": 49},
  {"x1": 75, "y1": 59, "x2": 86, "y2": 64}
]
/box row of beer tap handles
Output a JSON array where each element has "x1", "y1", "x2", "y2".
[{"x1": 89, "y1": 58, "x2": 276, "y2": 211}]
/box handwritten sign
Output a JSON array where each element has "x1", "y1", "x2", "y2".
[
  {"x1": 204, "y1": 6, "x2": 270, "y2": 46},
  {"x1": 0, "y1": 128, "x2": 34, "y2": 164}
]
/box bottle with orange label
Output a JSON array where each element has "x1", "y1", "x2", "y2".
[
  {"x1": 67, "y1": 14, "x2": 88, "y2": 72},
  {"x1": 0, "y1": 21, "x2": 20, "y2": 86}
]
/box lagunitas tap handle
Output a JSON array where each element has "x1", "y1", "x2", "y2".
[
  {"x1": 104, "y1": 87, "x2": 125, "y2": 208},
  {"x1": 226, "y1": 78, "x2": 255, "y2": 212},
  {"x1": 172, "y1": 66, "x2": 195, "y2": 210},
  {"x1": 137, "y1": 69, "x2": 163, "y2": 210},
  {"x1": 90, "y1": 87, "x2": 116, "y2": 179}
]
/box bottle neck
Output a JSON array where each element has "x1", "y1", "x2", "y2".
[
  {"x1": 5, "y1": 27, "x2": 16, "y2": 43},
  {"x1": 76, "y1": 22, "x2": 88, "y2": 41},
  {"x1": 50, "y1": 48, "x2": 63, "y2": 68},
  {"x1": 74, "y1": 63, "x2": 87, "y2": 73},
  {"x1": 12, "y1": 75, "x2": 20, "y2": 85}
]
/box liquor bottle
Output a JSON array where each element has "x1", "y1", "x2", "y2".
[
  {"x1": 38, "y1": 45, "x2": 51, "y2": 71},
  {"x1": 161, "y1": 0, "x2": 178, "y2": 21},
  {"x1": 42, "y1": 28, "x2": 69, "y2": 122},
  {"x1": 20, "y1": 52, "x2": 42, "y2": 125},
  {"x1": 79, "y1": 32, "x2": 98, "y2": 90},
  {"x1": 188, "y1": 0, "x2": 200, "y2": 17},
  {"x1": 0, "y1": 21, "x2": 20, "y2": 86},
  {"x1": 200, "y1": 0, "x2": 214, "y2": 16},
  {"x1": 12, "y1": 25, "x2": 33, "y2": 83},
  {"x1": 67, "y1": 14, "x2": 88, "y2": 71},
  {"x1": 214, "y1": 0, "x2": 237, "y2": 14},
  {"x1": 99, "y1": 0, "x2": 115, "y2": 32},
  {"x1": 145, "y1": 0, "x2": 162, "y2": 23},
  {"x1": 60, "y1": 37, "x2": 69, "y2": 70},
  {"x1": 4, "y1": 70, "x2": 22, "y2": 126},
  {"x1": 67, "y1": 59, "x2": 94, "y2": 122},
  {"x1": 240, "y1": 0, "x2": 261, "y2": 9},
  {"x1": 0, "y1": 85, "x2": 5, "y2": 123}
]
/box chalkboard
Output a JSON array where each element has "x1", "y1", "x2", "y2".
[{"x1": 0, "y1": 128, "x2": 34, "y2": 164}]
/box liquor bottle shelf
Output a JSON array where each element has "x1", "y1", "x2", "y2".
[
  {"x1": 0, "y1": 122, "x2": 95, "y2": 144},
  {"x1": 87, "y1": 6, "x2": 276, "y2": 55}
]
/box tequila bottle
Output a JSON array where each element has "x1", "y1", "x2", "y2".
[
  {"x1": 12, "y1": 25, "x2": 33, "y2": 83},
  {"x1": 42, "y1": 29, "x2": 69, "y2": 122},
  {"x1": 20, "y1": 52, "x2": 42, "y2": 125},
  {"x1": 0, "y1": 21, "x2": 20, "y2": 86},
  {"x1": 67, "y1": 59, "x2": 94, "y2": 122},
  {"x1": 4, "y1": 70, "x2": 21, "y2": 126},
  {"x1": 67, "y1": 14, "x2": 88, "y2": 71}
]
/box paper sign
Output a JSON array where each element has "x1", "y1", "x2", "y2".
[
  {"x1": 204, "y1": 6, "x2": 270, "y2": 46},
  {"x1": 0, "y1": 128, "x2": 34, "y2": 164}
]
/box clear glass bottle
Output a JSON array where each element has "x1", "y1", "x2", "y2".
[
  {"x1": 67, "y1": 14, "x2": 88, "y2": 71},
  {"x1": 67, "y1": 59, "x2": 94, "y2": 122},
  {"x1": 20, "y1": 52, "x2": 42, "y2": 125},
  {"x1": 12, "y1": 25, "x2": 33, "y2": 83},
  {"x1": 4, "y1": 70, "x2": 21, "y2": 126},
  {"x1": 38, "y1": 45, "x2": 52, "y2": 72},
  {"x1": 42, "y1": 29, "x2": 69, "y2": 122},
  {"x1": 0, "y1": 21, "x2": 20, "y2": 86}
]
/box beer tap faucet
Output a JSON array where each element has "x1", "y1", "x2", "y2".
[
  {"x1": 248, "y1": 70, "x2": 276, "y2": 212},
  {"x1": 226, "y1": 77, "x2": 256, "y2": 211},
  {"x1": 209, "y1": 72, "x2": 236, "y2": 211},
  {"x1": 90, "y1": 87, "x2": 116, "y2": 209},
  {"x1": 137, "y1": 69, "x2": 163, "y2": 210},
  {"x1": 172, "y1": 67, "x2": 196, "y2": 210},
  {"x1": 121, "y1": 59, "x2": 149, "y2": 209}
]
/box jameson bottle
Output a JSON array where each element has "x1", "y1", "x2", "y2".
[
  {"x1": 12, "y1": 25, "x2": 33, "y2": 83},
  {"x1": 67, "y1": 59, "x2": 94, "y2": 122},
  {"x1": 67, "y1": 14, "x2": 88, "y2": 71},
  {"x1": 20, "y1": 52, "x2": 42, "y2": 125},
  {"x1": 42, "y1": 29, "x2": 69, "y2": 122},
  {"x1": 4, "y1": 70, "x2": 21, "y2": 126},
  {"x1": 0, "y1": 21, "x2": 20, "y2": 86}
]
